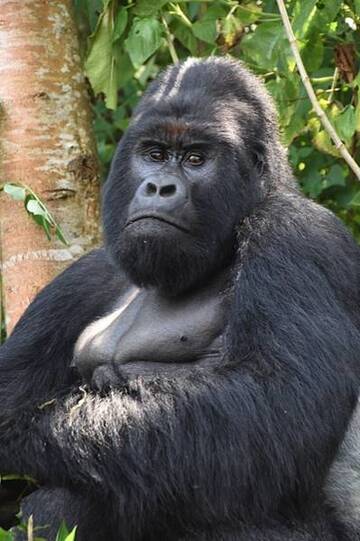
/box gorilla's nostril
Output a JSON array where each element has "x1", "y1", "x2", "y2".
[
  {"x1": 145, "y1": 182, "x2": 157, "y2": 196},
  {"x1": 160, "y1": 184, "x2": 176, "y2": 197}
]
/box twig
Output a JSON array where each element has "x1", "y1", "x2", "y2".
[
  {"x1": 276, "y1": 0, "x2": 360, "y2": 181},
  {"x1": 327, "y1": 67, "x2": 339, "y2": 105},
  {"x1": 161, "y1": 15, "x2": 179, "y2": 64}
]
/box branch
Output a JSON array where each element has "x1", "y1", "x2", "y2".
[
  {"x1": 161, "y1": 15, "x2": 179, "y2": 64},
  {"x1": 276, "y1": 0, "x2": 360, "y2": 181}
]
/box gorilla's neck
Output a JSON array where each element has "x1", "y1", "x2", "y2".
[{"x1": 116, "y1": 233, "x2": 236, "y2": 298}]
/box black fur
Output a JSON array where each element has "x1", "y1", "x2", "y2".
[{"x1": 0, "y1": 57, "x2": 360, "y2": 540}]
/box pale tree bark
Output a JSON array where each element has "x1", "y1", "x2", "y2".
[{"x1": 0, "y1": 0, "x2": 101, "y2": 334}]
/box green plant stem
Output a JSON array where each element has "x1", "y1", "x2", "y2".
[
  {"x1": 327, "y1": 68, "x2": 339, "y2": 104},
  {"x1": 169, "y1": 3, "x2": 192, "y2": 28},
  {"x1": 161, "y1": 15, "x2": 179, "y2": 64}
]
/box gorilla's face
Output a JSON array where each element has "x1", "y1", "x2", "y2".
[{"x1": 103, "y1": 58, "x2": 273, "y2": 296}]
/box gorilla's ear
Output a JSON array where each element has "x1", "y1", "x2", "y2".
[{"x1": 251, "y1": 142, "x2": 266, "y2": 176}]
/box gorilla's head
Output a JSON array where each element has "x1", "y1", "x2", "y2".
[{"x1": 103, "y1": 57, "x2": 293, "y2": 296}]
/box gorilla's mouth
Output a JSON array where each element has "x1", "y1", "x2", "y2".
[{"x1": 126, "y1": 213, "x2": 190, "y2": 233}]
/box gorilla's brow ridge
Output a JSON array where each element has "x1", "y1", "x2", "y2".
[{"x1": 134, "y1": 120, "x2": 225, "y2": 148}]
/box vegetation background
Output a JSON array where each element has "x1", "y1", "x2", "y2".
[{"x1": 77, "y1": 0, "x2": 360, "y2": 234}]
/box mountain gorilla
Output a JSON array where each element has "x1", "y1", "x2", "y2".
[{"x1": 0, "y1": 57, "x2": 360, "y2": 541}]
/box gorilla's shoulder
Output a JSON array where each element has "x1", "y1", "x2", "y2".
[
  {"x1": 240, "y1": 192, "x2": 359, "y2": 270},
  {"x1": 41, "y1": 247, "x2": 127, "y2": 292},
  {"x1": 8, "y1": 248, "x2": 130, "y2": 342},
  {"x1": 270, "y1": 191, "x2": 356, "y2": 243}
]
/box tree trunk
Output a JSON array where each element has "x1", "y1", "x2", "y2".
[{"x1": 0, "y1": 0, "x2": 100, "y2": 334}]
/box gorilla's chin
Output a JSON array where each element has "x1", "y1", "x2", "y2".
[{"x1": 116, "y1": 229, "x2": 221, "y2": 297}]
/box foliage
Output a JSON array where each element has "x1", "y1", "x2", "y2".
[
  {"x1": 0, "y1": 183, "x2": 68, "y2": 245},
  {"x1": 0, "y1": 521, "x2": 76, "y2": 541},
  {"x1": 55, "y1": 522, "x2": 77, "y2": 541},
  {"x1": 73, "y1": 0, "x2": 360, "y2": 239}
]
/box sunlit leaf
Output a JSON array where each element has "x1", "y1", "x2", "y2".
[
  {"x1": 235, "y1": 3, "x2": 261, "y2": 25},
  {"x1": 85, "y1": 2, "x2": 119, "y2": 109},
  {"x1": 313, "y1": 130, "x2": 340, "y2": 158},
  {"x1": 3, "y1": 183, "x2": 26, "y2": 201},
  {"x1": 125, "y1": 17, "x2": 163, "y2": 67},
  {"x1": 292, "y1": 0, "x2": 317, "y2": 38},
  {"x1": 221, "y1": 14, "x2": 243, "y2": 49},
  {"x1": 241, "y1": 21, "x2": 288, "y2": 70},
  {"x1": 55, "y1": 522, "x2": 77, "y2": 541},
  {"x1": 26, "y1": 198, "x2": 47, "y2": 217},
  {"x1": 311, "y1": 0, "x2": 342, "y2": 31}
]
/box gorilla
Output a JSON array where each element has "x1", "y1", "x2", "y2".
[{"x1": 0, "y1": 56, "x2": 360, "y2": 541}]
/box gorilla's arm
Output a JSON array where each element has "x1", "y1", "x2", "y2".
[
  {"x1": 1, "y1": 198, "x2": 360, "y2": 527},
  {"x1": 0, "y1": 248, "x2": 128, "y2": 420}
]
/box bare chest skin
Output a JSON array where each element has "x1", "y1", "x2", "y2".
[{"x1": 73, "y1": 271, "x2": 230, "y2": 379}]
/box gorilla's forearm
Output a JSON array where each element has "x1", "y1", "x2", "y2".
[{"x1": 1, "y1": 361, "x2": 356, "y2": 523}]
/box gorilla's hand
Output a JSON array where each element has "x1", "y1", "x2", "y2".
[
  {"x1": 90, "y1": 361, "x2": 201, "y2": 393},
  {"x1": 91, "y1": 364, "x2": 127, "y2": 393}
]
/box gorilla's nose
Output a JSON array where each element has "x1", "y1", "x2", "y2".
[{"x1": 132, "y1": 177, "x2": 187, "y2": 213}]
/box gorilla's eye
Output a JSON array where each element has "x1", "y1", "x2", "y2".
[
  {"x1": 185, "y1": 153, "x2": 204, "y2": 166},
  {"x1": 149, "y1": 149, "x2": 168, "y2": 162}
]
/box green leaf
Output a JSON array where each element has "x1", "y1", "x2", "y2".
[
  {"x1": 55, "y1": 522, "x2": 77, "y2": 541},
  {"x1": 313, "y1": 129, "x2": 339, "y2": 158},
  {"x1": 0, "y1": 528, "x2": 14, "y2": 541},
  {"x1": 112, "y1": 7, "x2": 128, "y2": 42},
  {"x1": 301, "y1": 169, "x2": 323, "y2": 197},
  {"x1": 55, "y1": 226, "x2": 68, "y2": 245},
  {"x1": 221, "y1": 14, "x2": 243, "y2": 49},
  {"x1": 85, "y1": 2, "x2": 119, "y2": 109},
  {"x1": 117, "y1": 53, "x2": 135, "y2": 87},
  {"x1": 353, "y1": 70, "x2": 360, "y2": 89},
  {"x1": 350, "y1": 191, "x2": 360, "y2": 207},
  {"x1": 192, "y1": 3, "x2": 226, "y2": 44},
  {"x1": 125, "y1": 17, "x2": 163, "y2": 67},
  {"x1": 301, "y1": 35, "x2": 324, "y2": 71},
  {"x1": 355, "y1": 76, "x2": 360, "y2": 132},
  {"x1": 134, "y1": 56, "x2": 159, "y2": 87},
  {"x1": 322, "y1": 164, "x2": 346, "y2": 190},
  {"x1": 235, "y1": 3, "x2": 261, "y2": 25},
  {"x1": 64, "y1": 527, "x2": 77, "y2": 541},
  {"x1": 172, "y1": 20, "x2": 197, "y2": 55},
  {"x1": 355, "y1": 0, "x2": 360, "y2": 15},
  {"x1": 292, "y1": 0, "x2": 317, "y2": 38},
  {"x1": 241, "y1": 21, "x2": 287, "y2": 70},
  {"x1": 283, "y1": 86, "x2": 311, "y2": 144},
  {"x1": 3, "y1": 183, "x2": 26, "y2": 201},
  {"x1": 26, "y1": 198, "x2": 47, "y2": 217},
  {"x1": 133, "y1": 0, "x2": 168, "y2": 17},
  {"x1": 334, "y1": 105, "x2": 357, "y2": 146},
  {"x1": 311, "y1": 0, "x2": 342, "y2": 31},
  {"x1": 192, "y1": 18, "x2": 217, "y2": 44}
]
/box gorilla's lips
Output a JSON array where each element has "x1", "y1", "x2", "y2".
[{"x1": 125, "y1": 212, "x2": 190, "y2": 233}]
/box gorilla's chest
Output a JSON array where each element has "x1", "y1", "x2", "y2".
[{"x1": 74, "y1": 276, "x2": 228, "y2": 376}]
